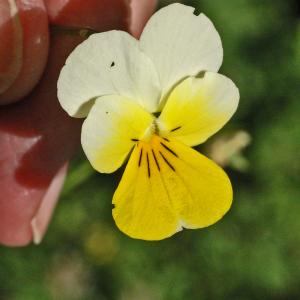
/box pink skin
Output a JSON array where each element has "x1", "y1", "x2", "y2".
[
  {"x1": 130, "y1": 0, "x2": 158, "y2": 38},
  {"x1": 0, "y1": 0, "x2": 157, "y2": 247},
  {"x1": 0, "y1": 0, "x2": 49, "y2": 104}
]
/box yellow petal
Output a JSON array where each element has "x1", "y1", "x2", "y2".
[
  {"x1": 112, "y1": 135, "x2": 232, "y2": 240},
  {"x1": 158, "y1": 72, "x2": 239, "y2": 146},
  {"x1": 81, "y1": 95, "x2": 154, "y2": 173}
]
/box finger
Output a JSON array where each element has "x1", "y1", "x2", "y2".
[
  {"x1": 45, "y1": 0, "x2": 130, "y2": 31},
  {"x1": 31, "y1": 163, "x2": 68, "y2": 245},
  {"x1": 0, "y1": 0, "x2": 154, "y2": 247},
  {"x1": 130, "y1": 0, "x2": 157, "y2": 38},
  {"x1": 0, "y1": 0, "x2": 49, "y2": 104}
]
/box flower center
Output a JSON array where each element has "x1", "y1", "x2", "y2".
[
  {"x1": 141, "y1": 119, "x2": 158, "y2": 142},
  {"x1": 140, "y1": 117, "x2": 170, "y2": 143}
]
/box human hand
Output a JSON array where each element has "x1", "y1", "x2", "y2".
[{"x1": 0, "y1": 0, "x2": 157, "y2": 246}]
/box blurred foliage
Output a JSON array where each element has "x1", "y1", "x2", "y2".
[{"x1": 1, "y1": 0, "x2": 300, "y2": 299}]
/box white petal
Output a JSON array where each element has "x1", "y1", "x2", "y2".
[
  {"x1": 81, "y1": 95, "x2": 154, "y2": 173},
  {"x1": 58, "y1": 31, "x2": 161, "y2": 117},
  {"x1": 140, "y1": 3, "x2": 223, "y2": 105}
]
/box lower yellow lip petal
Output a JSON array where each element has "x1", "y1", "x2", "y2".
[{"x1": 112, "y1": 135, "x2": 233, "y2": 240}]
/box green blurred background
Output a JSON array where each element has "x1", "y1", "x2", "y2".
[{"x1": 1, "y1": 0, "x2": 300, "y2": 299}]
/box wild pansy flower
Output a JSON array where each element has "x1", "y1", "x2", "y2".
[{"x1": 57, "y1": 3, "x2": 239, "y2": 240}]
